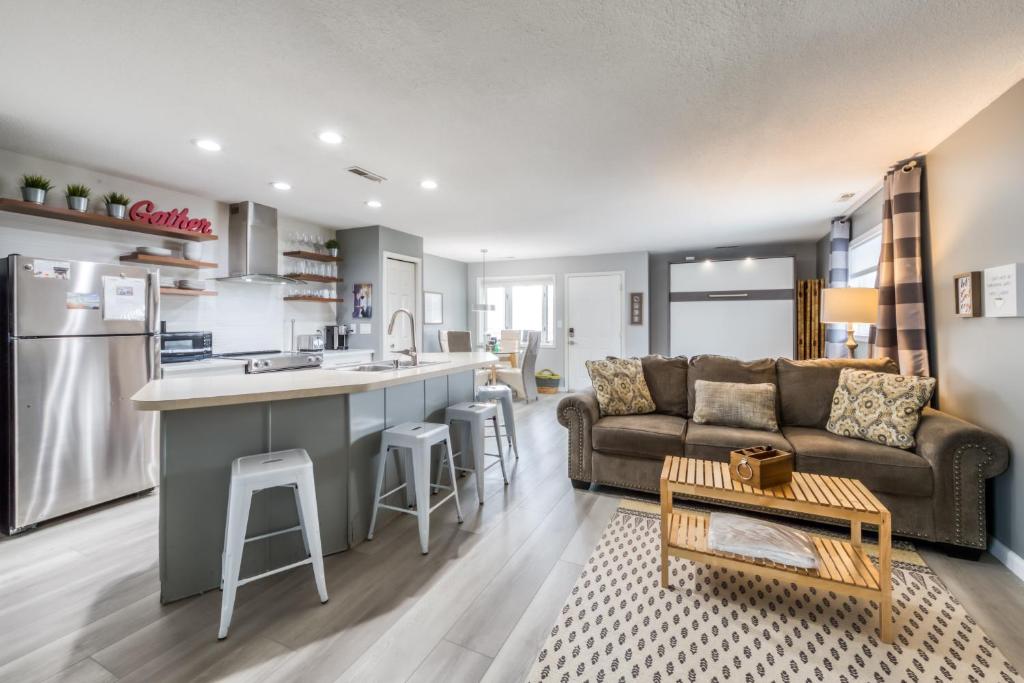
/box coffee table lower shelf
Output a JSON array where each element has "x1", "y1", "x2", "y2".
[{"x1": 667, "y1": 510, "x2": 881, "y2": 589}]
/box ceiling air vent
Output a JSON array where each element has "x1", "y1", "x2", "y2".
[{"x1": 347, "y1": 166, "x2": 387, "y2": 183}]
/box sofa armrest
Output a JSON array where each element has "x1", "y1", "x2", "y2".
[
  {"x1": 558, "y1": 390, "x2": 600, "y2": 482},
  {"x1": 915, "y1": 407, "x2": 1009, "y2": 548}
]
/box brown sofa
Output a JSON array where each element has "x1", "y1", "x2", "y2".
[{"x1": 557, "y1": 355, "x2": 1009, "y2": 552}]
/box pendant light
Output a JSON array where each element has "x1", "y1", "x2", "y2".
[{"x1": 472, "y1": 248, "x2": 495, "y2": 312}]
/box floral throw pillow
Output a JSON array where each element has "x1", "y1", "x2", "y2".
[
  {"x1": 585, "y1": 358, "x2": 657, "y2": 416},
  {"x1": 827, "y1": 369, "x2": 936, "y2": 449}
]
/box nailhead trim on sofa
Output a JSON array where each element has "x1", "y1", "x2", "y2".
[{"x1": 951, "y1": 442, "x2": 995, "y2": 549}]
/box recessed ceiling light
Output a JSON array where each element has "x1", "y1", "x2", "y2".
[
  {"x1": 271, "y1": 181, "x2": 292, "y2": 191},
  {"x1": 837, "y1": 192, "x2": 856, "y2": 202},
  {"x1": 420, "y1": 179, "x2": 438, "y2": 190},
  {"x1": 366, "y1": 199, "x2": 382, "y2": 209},
  {"x1": 318, "y1": 131, "x2": 343, "y2": 145},
  {"x1": 193, "y1": 138, "x2": 222, "y2": 152}
]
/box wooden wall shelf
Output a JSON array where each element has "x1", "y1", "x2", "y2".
[
  {"x1": 161, "y1": 287, "x2": 217, "y2": 297},
  {"x1": 283, "y1": 250, "x2": 342, "y2": 263},
  {"x1": 284, "y1": 296, "x2": 343, "y2": 303},
  {"x1": 283, "y1": 273, "x2": 341, "y2": 283},
  {"x1": 0, "y1": 199, "x2": 218, "y2": 242},
  {"x1": 122, "y1": 253, "x2": 218, "y2": 269}
]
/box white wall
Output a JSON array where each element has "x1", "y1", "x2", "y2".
[
  {"x1": 0, "y1": 148, "x2": 337, "y2": 352},
  {"x1": 466, "y1": 251, "x2": 649, "y2": 383}
]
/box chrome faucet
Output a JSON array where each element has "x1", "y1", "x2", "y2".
[{"x1": 386, "y1": 308, "x2": 418, "y2": 366}]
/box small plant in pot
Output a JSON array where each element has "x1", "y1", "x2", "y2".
[
  {"x1": 20, "y1": 174, "x2": 54, "y2": 204},
  {"x1": 103, "y1": 191, "x2": 131, "y2": 219},
  {"x1": 325, "y1": 238, "x2": 339, "y2": 257},
  {"x1": 65, "y1": 184, "x2": 91, "y2": 213}
]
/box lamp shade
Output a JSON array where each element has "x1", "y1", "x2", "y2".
[{"x1": 820, "y1": 288, "x2": 878, "y2": 324}]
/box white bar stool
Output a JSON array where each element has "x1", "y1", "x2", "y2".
[
  {"x1": 367, "y1": 422, "x2": 463, "y2": 554},
  {"x1": 219, "y1": 448, "x2": 327, "y2": 640},
  {"x1": 476, "y1": 384, "x2": 520, "y2": 460},
  {"x1": 444, "y1": 402, "x2": 508, "y2": 505}
]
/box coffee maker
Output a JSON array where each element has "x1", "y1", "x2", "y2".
[{"x1": 323, "y1": 324, "x2": 350, "y2": 350}]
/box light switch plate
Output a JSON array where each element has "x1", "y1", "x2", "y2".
[{"x1": 359, "y1": 323, "x2": 372, "y2": 334}]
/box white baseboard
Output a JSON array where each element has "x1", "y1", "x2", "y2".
[{"x1": 989, "y1": 536, "x2": 1024, "y2": 583}]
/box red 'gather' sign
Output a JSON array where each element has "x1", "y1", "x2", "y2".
[{"x1": 129, "y1": 200, "x2": 213, "y2": 234}]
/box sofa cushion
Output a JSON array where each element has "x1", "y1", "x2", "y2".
[
  {"x1": 783, "y1": 426, "x2": 932, "y2": 496},
  {"x1": 684, "y1": 421, "x2": 793, "y2": 461},
  {"x1": 692, "y1": 380, "x2": 779, "y2": 432},
  {"x1": 777, "y1": 357, "x2": 899, "y2": 429},
  {"x1": 687, "y1": 355, "x2": 777, "y2": 418},
  {"x1": 585, "y1": 357, "x2": 657, "y2": 416},
  {"x1": 592, "y1": 414, "x2": 687, "y2": 459},
  {"x1": 640, "y1": 355, "x2": 687, "y2": 417},
  {"x1": 827, "y1": 369, "x2": 936, "y2": 450}
]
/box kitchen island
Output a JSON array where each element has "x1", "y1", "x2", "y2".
[{"x1": 132, "y1": 352, "x2": 496, "y2": 603}]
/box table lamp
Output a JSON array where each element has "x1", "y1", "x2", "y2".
[{"x1": 821, "y1": 288, "x2": 879, "y2": 357}]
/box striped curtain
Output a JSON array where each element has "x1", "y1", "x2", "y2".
[
  {"x1": 824, "y1": 217, "x2": 851, "y2": 358},
  {"x1": 870, "y1": 162, "x2": 929, "y2": 376},
  {"x1": 796, "y1": 279, "x2": 825, "y2": 359}
]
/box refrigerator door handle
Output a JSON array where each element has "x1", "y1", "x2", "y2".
[{"x1": 147, "y1": 272, "x2": 161, "y2": 335}]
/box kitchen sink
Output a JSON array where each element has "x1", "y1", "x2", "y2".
[
  {"x1": 341, "y1": 359, "x2": 448, "y2": 372},
  {"x1": 347, "y1": 363, "x2": 398, "y2": 372}
]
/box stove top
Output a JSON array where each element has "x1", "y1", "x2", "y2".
[{"x1": 214, "y1": 350, "x2": 323, "y2": 373}]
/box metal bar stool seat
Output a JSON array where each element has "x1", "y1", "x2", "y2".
[
  {"x1": 475, "y1": 384, "x2": 520, "y2": 459},
  {"x1": 219, "y1": 448, "x2": 327, "y2": 640},
  {"x1": 444, "y1": 401, "x2": 508, "y2": 505},
  {"x1": 367, "y1": 422, "x2": 463, "y2": 554}
]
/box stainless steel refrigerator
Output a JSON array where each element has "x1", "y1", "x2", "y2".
[{"x1": 1, "y1": 255, "x2": 160, "y2": 534}]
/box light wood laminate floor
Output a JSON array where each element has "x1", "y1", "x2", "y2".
[{"x1": 2, "y1": 394, "x2": 1023, "y2": 682}]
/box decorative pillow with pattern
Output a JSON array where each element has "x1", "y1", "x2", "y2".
[
  {"x1": 827, "y1": 368, "x2": 936, "y2": 449},
  {"x1": 692, "y1": 380, "x2": 779, "y2": 432},
  {"x1": 585, "y1": 357, "x2": 657, "y2": 416}
]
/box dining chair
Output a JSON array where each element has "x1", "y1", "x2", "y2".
[
  {"x1": 496, "y1": 330, "x2": 540, "y2": 401},
  {"x1": 441, "y1": 331, "x2": 489, "y2": 387}
]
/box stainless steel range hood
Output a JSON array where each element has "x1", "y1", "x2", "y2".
[{"x1": 216, "y1": 202, "x2": 299, "y2": 284}]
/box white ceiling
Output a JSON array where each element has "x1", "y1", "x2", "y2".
[{"x1": 1, "y1": 1, "x2": 1022, "y2": 261}]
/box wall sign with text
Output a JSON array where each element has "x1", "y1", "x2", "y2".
[
  {"x1": 984, "y1": 263, "x2": 1024, "y2": 317},
  {"x1": 129, "y1": 200, "x2": 213, "y2": 234},
  {"x1": 630, "y1": 292, "x2": 643, "y2": 325}
]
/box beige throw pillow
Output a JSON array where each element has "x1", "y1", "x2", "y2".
[
  {"x1": 827, "y1": 368, "x2": 936, "y2": 449},
  {"x1": 692, "y1": 380, "x2": 779, "y2": 432},
  {"x1": 585, "y1": 358, "x2": 657, "y2": 416}
]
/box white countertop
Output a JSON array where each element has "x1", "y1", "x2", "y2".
[{"x1": 134, "y1": 352, "x2": 496, "y2": 411}]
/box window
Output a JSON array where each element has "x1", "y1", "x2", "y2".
[
  {"x1": 847, "y1": 225, "x2": 883, "y2": 339},
  {"x1": 478, "y1": 277, "x2": 555, "y2": 347}
]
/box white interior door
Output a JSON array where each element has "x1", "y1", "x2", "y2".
[
  {"x1": 566, "y1": 272, "x2": 623, "y2": 391},
  {"x1": 384, "y1": 257, "x2": 417, "y2": 356}
]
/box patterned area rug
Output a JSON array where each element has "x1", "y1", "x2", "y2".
[{"x1": 528, "y1": 500, "x2": 1021, "y2": 682}]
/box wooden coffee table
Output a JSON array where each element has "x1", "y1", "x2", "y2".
[{"x1": 659, "y1": 456, "x2": 893, "y2": 643}]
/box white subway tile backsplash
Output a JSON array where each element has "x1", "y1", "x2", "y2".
[{"x1": 0, "y1": 148, "x2": 340, "y2": 354}]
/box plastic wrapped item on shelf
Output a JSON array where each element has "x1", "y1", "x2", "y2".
[{"x1": 706, "y1": 512, "x2": 820, "y2": 569}]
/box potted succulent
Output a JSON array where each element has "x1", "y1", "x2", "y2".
[
  {"x1": 65, "y1": 184, "x2": 91, "y2": 213},
  {"x1": 20, "y1": 174, "x2": 54, "y2": 204},
  {"x1": 325, "y1": 238, "x2": 339, "y2": 257},
  {"x1": 103, "y1": 191, "x2": 131, "y2": 219}
]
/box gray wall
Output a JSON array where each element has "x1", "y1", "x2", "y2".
[
  {"x1": 649, "y1": 241, "x2": 819, "y2": 356},
  {"x1": 335, "y1": 225, "x2": 424, "y2": 357},
  {"x1": 423, "y1": 253, "x2": 469, "y2": 352},
  {"x1": 923, "y1": 79, "x2": 1024, "y2": 556},
  {"x1": 466, "y1": 251, "x2": 650, "y2": 383}
]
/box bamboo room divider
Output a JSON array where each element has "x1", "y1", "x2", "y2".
[{"x1": 796, "y1": 279, "x2": 825, "y2": 359}]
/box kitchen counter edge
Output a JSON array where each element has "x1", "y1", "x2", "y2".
[{"x1": 132, "y1": 352, "x2": 496, "y2": 411}]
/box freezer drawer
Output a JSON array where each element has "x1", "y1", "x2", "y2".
[{"x1": 8, "y1": 335, "x2": 158, "y2": 531}]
